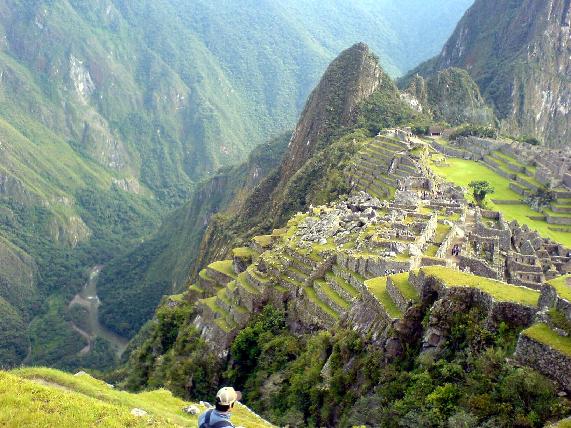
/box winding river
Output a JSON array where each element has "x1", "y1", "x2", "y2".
[{"x1": 69, "y1": 266, "x2": 129, "y2": 358}]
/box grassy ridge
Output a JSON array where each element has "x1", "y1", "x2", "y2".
[{"x1": 0, "y1": 368, "x2": 272, "y2": 427}]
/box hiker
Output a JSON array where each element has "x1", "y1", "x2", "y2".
[{"x1": 198, "y1": 387, "x2": 242, "y2": 428}]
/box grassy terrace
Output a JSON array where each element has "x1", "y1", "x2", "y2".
[
  {"x1": 523, "y1": 323, "x2": 571, "y2": 357},
  {"x1": 425, "y1": 244, "x2": 440, "y2": 257},
  {"x1": 429, "y1": 157, "x2": 571, "y2": 246},
  {"x1": 232, "y1": 247, "x2": 257, "y2": 258},
  {"x1": 326, "y1": 272, "x2": 359, "y2": 298},
  {"x1": 421, "y1": 267, "x2": 540, "y2": 306},
  {"x1": 208, "y1": 260, "x2": 236, "y2": 278},
  {"x1": 202, "y1": 297, "x2": 235, "y2": 332},
  {"x1": 199, "y1": 268, "x2": 215, "y2": 282},
  {"x1": 390, "y1": 273, "x2": 419, "y2": 302},
  {"x1": 303, "y1": 286, "x2": 339, "y2": 319},
  {"x1": 253, "y1": 235, "x2": 274, "y2": 248},
  {"x1": 547, "y1": 275, "x2": 571, "y2": 301},
  {"x1": 493, "y1": 150, "x2": 525, "y2": 168},
  {"x1": 237, "y1": 272, "x2": 261, "y2": 294},
  {"x1": 3, "y1": 368, "x2": 272, "y2": 427},
  {"x1": 315, "y1": 280, "x2": 349, "y2": 310},
  {"x1": 364, "y1": 277, "x2": 402, "y2": 319},
  {"x1": 434, "y1": 223, "x2": 451, "y2": 242}
]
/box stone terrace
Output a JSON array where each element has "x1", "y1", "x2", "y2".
[{"x1": 185, "y1": 128, "x2": 571, "y2": 389}]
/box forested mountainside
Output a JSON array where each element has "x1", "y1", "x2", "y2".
[
  {"x1": 99, "y1": 43, "x2": 499, "y2": 340},
  {"x1": 0, "y1": 0, "x2": 473, "y2": 369},
  {"x1": 406, "y1": 0, "x2": 571, "y2": 145}
]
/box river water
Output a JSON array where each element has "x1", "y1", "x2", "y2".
[{"x1": 69, "y1": 266, "x2": 129, "y2": 358}]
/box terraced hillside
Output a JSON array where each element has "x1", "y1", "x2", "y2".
[
  {"x1": 0, "y1": 368, "x2": 272, "y2": 427},
  {"x1": 158, "y1": 130, "x2": 571, "y2": 390},
  {"x1": 429, "y1": 136, "x2": 571, "y2": 246}
]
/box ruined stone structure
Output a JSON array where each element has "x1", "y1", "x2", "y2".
[{"x1": 182, "y1": 129, "x2": 571, "y2": 391}]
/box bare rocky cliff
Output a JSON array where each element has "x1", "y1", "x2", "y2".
[{"x1": 411, "y1": 0, "x2": 571, "y2": 145}]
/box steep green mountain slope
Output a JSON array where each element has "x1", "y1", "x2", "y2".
[
  {"x1": 0, "y1": 0, "x2": 473, "y2": 368},
  {"x1": 407, "y1": 0, "x2": 571, "y2": 145},
  {"x1": 98, "y1": 136, "x2": 289, "y2": 337}
]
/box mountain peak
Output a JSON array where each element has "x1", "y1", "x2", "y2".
[{"x1": 279, "y1": 43, "x2": 384, "y2": 183}]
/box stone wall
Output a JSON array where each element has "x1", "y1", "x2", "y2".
[
  {"x1": 205, "y1": 267, "x2": 234, "y2": 285},
  {"x1": 540, "y1": 284, "x2": 571, "y2": 321},
  {"x1": 515, "y1": 334, "x2": 571, "y2": 392},
  {"x1": 454, "y1": 136, "x2": 503, "y2": 159},
  {"x1": 288, "y1": 288, "x2": 337, "y2": 331},
  {"x1": 436, "y1": 225, "x2": 462, "y2": 258},
  {"x1": 459, "y1": 255, "x2": 500, "y2": 280},
  {"x1": 546, "y1": 214, "x2": 571, "y2": 226},
  {"x1": 475, "y1": 210, "x2": 511, "y2": 251},
  {"x1": 510, "y1": 182, "x2": 529, "y2": 196},
  {"x1": 420, "y1": 257, "x2": 448, "y2": 267},
  {"x1": 192, "y1": 313, "x2": 235, "y2": 359},
  {"x1": 430, "y1": 140, "x2": 469, "y2": 158},
  {"x1": 416, "y1": 270, "x2": 536, "y2": 328}
]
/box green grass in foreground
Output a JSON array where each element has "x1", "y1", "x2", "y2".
[
  {"x1": 547, "y1": 275, "x2": 571, "y2": 301},
  {"x1": 429, "y1": 157, "x2": 571, "y2": 246},
  {"x1": 523, "y1": 324, "x2": 571, "y2": 357},
  {"x1": 3, "y1": 368, "x2": 272, "y2": 427},
  {"x1": 364, "y1": 277, "x2": 402, "y2": 319},
  {"x1": 421, "y1": 267, "x2": 540, "y2": 306}
]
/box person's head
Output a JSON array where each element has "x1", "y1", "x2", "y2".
[{"x1": 215, "y1": 387, "x2": 242, "y2": 413}]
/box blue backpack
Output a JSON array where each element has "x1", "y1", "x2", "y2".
[{"x1": 199, "y1": 409, "x2": 233, "y2": 428}]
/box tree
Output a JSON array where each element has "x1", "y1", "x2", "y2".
[{"x1": 469, "y1": 181, "x2": 495, "y2": 206}]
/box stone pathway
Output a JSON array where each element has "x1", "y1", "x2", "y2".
[{"x1": 447, "y1": 208, "x2": 476, "y2": 266}]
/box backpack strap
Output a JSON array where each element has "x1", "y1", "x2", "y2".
[
  {"x1": 199, "y1": 409, "x2": 213, "y2": 428},
  {"x1": 210, "y1": 421, "x2": 232, "y2": 428},
  {"x1": 199, "y1": 410, "x2": 233, "y2": 428}
]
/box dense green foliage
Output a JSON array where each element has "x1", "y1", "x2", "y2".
[
  {"x1": 469, "y1": 181, "x2": 495, "y2": 206},
  {"x1": 0, "y1": 297, "x2": 28, "y2": 368},
  {"x1": 123, "y1": 296, "x2": 222, "y2": 399},
  {"x1": 357, "y1": 77, "x2": 427, "y2": 135},
  {"x1": 450, "y1": 125, "x2": 499, "y2": 140},
  {"x1": 124, "y1": 303, "x2": 570, "y2": 427},
  {"x1": 97, "y1": 135, "x2": 289, "y2": 337}
]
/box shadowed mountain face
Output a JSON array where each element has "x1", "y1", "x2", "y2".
[{"x1": 409, "y1": 0, "x2": 571, "y2": 145}]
